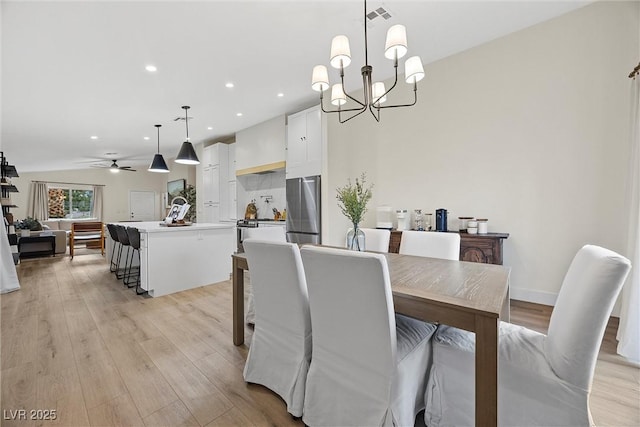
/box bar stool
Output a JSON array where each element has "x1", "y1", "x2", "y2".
[
  {"x1": 106, "y1": 223, "x2": 121, "y2": 274},
  {"x1": 114, "y1": 225, "x2": 131, "y2": 281},
  {"x1": 125, "y1": 227, "x2": 145, "y2": 294}
]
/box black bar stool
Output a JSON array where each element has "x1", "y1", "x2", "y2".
[
  {"x1": 114, "y1": 225, "x2": 131, "y2": 281},
  {"x1": 125, "y1": 227, "x2": 145, "y2": 295},
  {"x1": 106, "y1": 223, "x2": 121, "y2": 274}
]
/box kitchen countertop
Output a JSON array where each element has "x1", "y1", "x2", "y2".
[{"x1": 110, "y1": 221, "x2": 235, "y2": 233}]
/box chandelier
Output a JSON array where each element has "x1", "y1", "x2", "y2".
[{"x1": 311, "y1": 0, "x2": 425, "y2": 123}]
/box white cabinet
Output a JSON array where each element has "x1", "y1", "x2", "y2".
[
  {"x1": 202, "y1": 143, "x2": 227, "y2": 168},
  {"x1": 228, "y1": 143, "x2": 236, "y2": 180},
  {"x1": 228, "y1": 180, "x2": 237, "y2": 220},
  {"x1": 201, "y1": 143, "x2": 229, "y2": 222},
  {"x1": 202, "y1": 165, "x2": 220, "y2": 204},
  {"x1": 202, "y1": 202, "x2": 220, "y2": 223},
  {"x1": 286, "y1": 105, "x2": 323, "y2": 179}
]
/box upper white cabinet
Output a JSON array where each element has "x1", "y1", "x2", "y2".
[
  {"x1": 202, "y1": 143, "x2": 226, "y2": 168},
  {"x1": 235, "y1": 115, "x2": 286, "y2": 175},
  {"x1": 201, "y1": 143, "x2": 229, "y2": 221},
  {"x1": 227, "y1": 143, "x2": 237, "y2": 220},
  {"x1": 286, "y1": 105, "x2": 324, "y2": 179},
  {"x1": 228, "y1": 143, "x2": 236, "y2": 181}
]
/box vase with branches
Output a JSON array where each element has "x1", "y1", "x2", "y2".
[{"x1": 336, "y1": 173, "x2": 373, "y2": 251}]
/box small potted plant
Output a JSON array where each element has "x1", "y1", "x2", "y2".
[
  {"x1": 15, "y1": 216, "x2": 42, "y2": 237},
  {"x1": 336, "y1": 173, "x2": 373, "y2": 251}
]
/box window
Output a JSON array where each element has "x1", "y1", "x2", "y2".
[{"x1": 48, "y1": 187, "x2": 94, "y2": 219}]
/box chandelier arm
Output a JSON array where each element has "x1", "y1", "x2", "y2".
[
  {"x1": 338, "y1": 107, "x2": 368, "y2": 124},
  {"x1": 341, "y1": 72, "x2": 366, "y2": 107},
  {"x1": 320, "y1": 95, "x2": 367, "y2": 114},
  {"x1": 378, "y1": 60, "x2": 400, "y2": 102},
  {"x1": 368, "y1": 104, "x2": 381, "y2": 122},
  {"x1": 376, "y1": 82, "x2": 418, "y2": 109}
]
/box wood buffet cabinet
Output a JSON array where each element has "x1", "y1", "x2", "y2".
[{"x1": 389, "y1": 230, "x2": 509, "y2": 265}]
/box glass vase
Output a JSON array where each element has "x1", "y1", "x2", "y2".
[{"x1": 347, "y1": 224, "x2": 366, "y2": 251}]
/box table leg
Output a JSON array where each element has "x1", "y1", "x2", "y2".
[
  {"x1": 232, "y1": 257, "x2": 244, "y2": 346},
  {"x1": 475, "y1": 315, "x2": 499, "y2": 427}
]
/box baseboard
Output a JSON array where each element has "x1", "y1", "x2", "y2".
[{"x1": 510, "y1": 287, "x2": 558, "y2": 306}]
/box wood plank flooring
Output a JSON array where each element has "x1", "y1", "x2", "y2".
[{"x1": 1, "y1": 255, "x2": 638, "y2": 426}]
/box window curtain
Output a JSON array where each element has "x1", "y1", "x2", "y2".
[
  {"x1": 617, "y1": 76, "x2": 640, "y2": 363},
  {"x1": 92, "y1": 186, "x2": 104, "y2": 221},
  {"x1": 27, "y1": 182, "x2": 49, "y2": 220}
]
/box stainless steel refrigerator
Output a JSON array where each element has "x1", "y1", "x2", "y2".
[{"x1": 286, "y1": 175, "x2": 321, "y2": 244}]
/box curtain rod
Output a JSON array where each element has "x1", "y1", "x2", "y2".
[
  {"x1": 32, "y1": 180, "x2": 105, "y2": 187},
  {"x1": 629, "y1": 62, "x2": 640, "y2": 79}
]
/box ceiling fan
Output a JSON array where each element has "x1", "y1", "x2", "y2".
[{"x1": 91, "y1": 159, "x2": 137, "y2": 173}]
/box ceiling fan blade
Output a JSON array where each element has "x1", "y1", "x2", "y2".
[{"x1": 119, "y1": 167, "x2": 137, "y2": 172}]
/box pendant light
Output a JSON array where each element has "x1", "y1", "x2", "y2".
[
  {"x1": 175, "y1": 105, "x2": 200, "y2": 165},
  {"x1": 148, "y1": 124, "x2": 170, "y2": 173}
]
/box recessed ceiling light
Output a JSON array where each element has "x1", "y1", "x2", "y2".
[
  {"x1": 236, "y1": 113, "x2": 243, "y2": 117},
  {"x1": 277, "y1": 93, "x2": 284, "y2": 97},
  {"x1": 90, "y1": 136, "x2": 98, "y2": 140},
  {"x1": 143, "y1": 136, "x2": 150, "y2": 140},
  {"x1": 207, "y1": 127, "x2": 213, "y2": 130},
  {"x1": 225, "y1": 82, "x2": 234, "y2": 88},
  {"x1": 145, "y1": 65, "x2": 157, "y2": 72}
]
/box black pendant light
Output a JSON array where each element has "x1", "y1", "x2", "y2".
[
  {"x1": 148, "y1": 124, "x2": 170, "y2": 173},
  {"x1": 175, "y1": 105, "x2": 200, "y2": 165}
]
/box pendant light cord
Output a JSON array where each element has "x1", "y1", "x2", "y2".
[
  {"x1": 364, "y1": 0, "x2": 368, "y2": 66},
  {"x1": 183, "y1": 106, "x2": 190, "y2": 140},
  {"x1": 155, "y1": 124, "x2": 161, "y2": 152}
]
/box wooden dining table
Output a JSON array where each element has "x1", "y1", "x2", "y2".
[{"x1": 231, "y1": 249, "x2": 511, "y2": 427}]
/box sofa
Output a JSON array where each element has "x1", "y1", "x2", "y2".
[{"x1": 39, "y1": 218, "x2": 100, "y2": 255}]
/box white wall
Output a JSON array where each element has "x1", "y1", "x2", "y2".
[
  {"x1": 324, "y1": 1, "x2": 639, "y2": 305},
  {"x1": 236, "y1": 170, "x2": 286, "y2": 219},
  {"x1": 10, "y1": 167, "x2": 167, "y2": 223}
]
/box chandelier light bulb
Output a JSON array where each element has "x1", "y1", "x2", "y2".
[
  {"x1": 311, "y1": 65, "x2": 330, "y2": 92},
  {"x1": 372, "y1": 82, "x2": 387, "y2": 105},
  {"x1": 330, "y1": 35, "x2": 352, "y2": 69},
  {"x1": 331, "y1": 84, "x2": 347, "y2": 106},
  {"x1": 405, "y1": 56, "x2": 425, "y2": 83},
  {"x1": 384, "y1": 24, "x2": 408, "y2": 60}
]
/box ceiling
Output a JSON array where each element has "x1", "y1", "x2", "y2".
[{"x1": 1, "y1": 0, "x2": 591, "y2": 173}]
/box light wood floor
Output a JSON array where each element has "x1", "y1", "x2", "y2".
[{"x1": 1, "y1": 254, "x2": 638, "y2": 426}]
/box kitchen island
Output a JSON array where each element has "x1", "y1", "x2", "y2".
[{"x1": 107, "y1": 221, "x2": 235, "y2": 297}]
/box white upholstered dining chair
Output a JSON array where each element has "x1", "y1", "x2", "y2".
[
  {"x1": 398, "y1": 230, "x2": 460, "y2": 260},
  {"x1": 242, "y1": 239, "x2": 311, "y2": 417},
  {"x1": 345, "y1": 227, "x2": 391, "y2": 252},
  {"x1": 424, "y1": 244, "x2": 631, "y2": 427},
  {"x1": 244, "y1": 226, "x2": 287, "y2": 324},
  {"x1": 300, "y1": 246, "x2": 437, "y2": 426}
]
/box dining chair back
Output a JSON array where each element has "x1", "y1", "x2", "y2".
[
  {"x1": 301, "y1": 245, "x2": 436, "y2": 426},
  {"x1": 243, "y1": 226, "x2": 287, "y2": 325},
  {"x1": 345, "y1": 227, "x2": 391, "y2": 252},
  {"x1": 399, "y1": 230, "x2": 460, "y2": 260},
  {"x1": 424, "y1": 244, "x2": 631, "y2": 426},
  {"x1": 242, "y1": 239, "x2": 311, "y2": 417},
  {"x1": 545, "y1": 244, "x2": 631, "y2": 390}
]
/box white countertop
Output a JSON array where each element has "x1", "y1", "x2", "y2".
[{"x1": 109, "y1": 221, "x2": 234, "y2": 233}]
